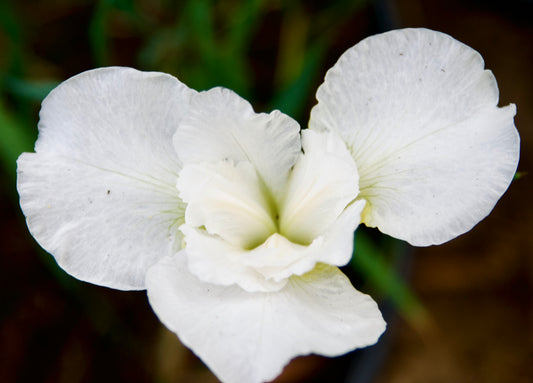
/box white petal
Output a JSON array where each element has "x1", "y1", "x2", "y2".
[
  {"x1": 177, "y1": 160, "x2": 276, "y2": 249},
  {"x1": 310, "y1": 28, "x2": 520, "y2": 245},
  {"x1": 280, "y1": 130, "x2": 359, "y2": 245},
  {"x1": 146, "y1": 254, "x2": 386, "y2": 383},
  {"x1": 17, "y1": 67, "x2": 195, "y2": 289},
  {"x1": 173, "y1": 87, "x2": 301, "y2": 201}
]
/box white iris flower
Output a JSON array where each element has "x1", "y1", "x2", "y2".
[{"x1": 17, "y1": 29, "x2": 519, "y2": 383}]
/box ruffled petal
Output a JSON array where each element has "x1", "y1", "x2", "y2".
[
  {"x1": 173, "y1": 87, "x2": 302, "y2": 202},
  {"x1": 280, "y1": 130, "x2": 359, "y2": 245},
  {"x1": 310, "y1": 28, "x2": 520, "y2": 246},
  {"x1": 146, "y1": 254, "x2": 386, "y2": 383},
  {"x1": 17, "y1": 67, "x2": 195, "y2": 289}
]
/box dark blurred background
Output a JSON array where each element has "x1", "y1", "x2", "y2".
[{"x1": 0, "y1": 0, "x2": 531, "y2": 382}]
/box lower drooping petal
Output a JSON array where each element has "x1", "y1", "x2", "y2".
[
  {"x1": 17, "y1": 67, "x2": 195, "y2": 290},
  {"x1": 146, "y1": 254, "x2": 386, "y2": 383},
  {"x1": 310, "y1": 28, "x2": 520, "y2": 246}
]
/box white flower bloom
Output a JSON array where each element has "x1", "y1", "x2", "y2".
[
  {"x1": 17, "y1": 28, "x2": 519, "y2": 383},
  {"x1": 17, "y1": 68, "x2": 384, "y2": 383}
]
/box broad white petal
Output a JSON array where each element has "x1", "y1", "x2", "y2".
[
  {"x1": 310, "y1": 28, "x2": 520, "y2": 245},
  {"x1": 173, "y1": 87, "x2": 301, "y2": 201},
  {"x1": 17, "y1": 67, "x2": 195, "y2": 289},
  {"x1": 280, "y1": 130, "x2": 359, "y2": 245},
  {"x1": 146, "y1": 254, "x2": 386, "y2": 383},
  {"x1": 177, "y1": 161, "x2": 276, "y2": 249}
]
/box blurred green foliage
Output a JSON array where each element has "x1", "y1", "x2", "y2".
[{"x1": 0, "y1": 0, "x2": 423, "y2": 323}]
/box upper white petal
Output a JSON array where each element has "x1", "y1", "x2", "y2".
[
  {"x1": 17, "y1": 67, "x2": 195, "y2": 289},
  {"x1": 310, "y1": 28, "x2": 520, "y2": 246},
  {"x1": 146, "y1": 254, "x2": 386, "y2": 383},
  {"x1": 173, "y1": 87, "x2": 301, "y2": 202}
]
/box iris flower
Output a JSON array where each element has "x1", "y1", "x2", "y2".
[{"x1": 17, "y1": 29, "x2": 519, "y2": 383}]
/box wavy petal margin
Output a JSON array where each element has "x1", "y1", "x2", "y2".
[
  {"x1": 310, "y1": 28, "x2": 520, "y2": 246},
  {"x1": 146, "y1": 254, "x2": 386, "y2": 383},
  {"x1": 17, "y1": 67, "x2": 194, "y2": 289}
]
